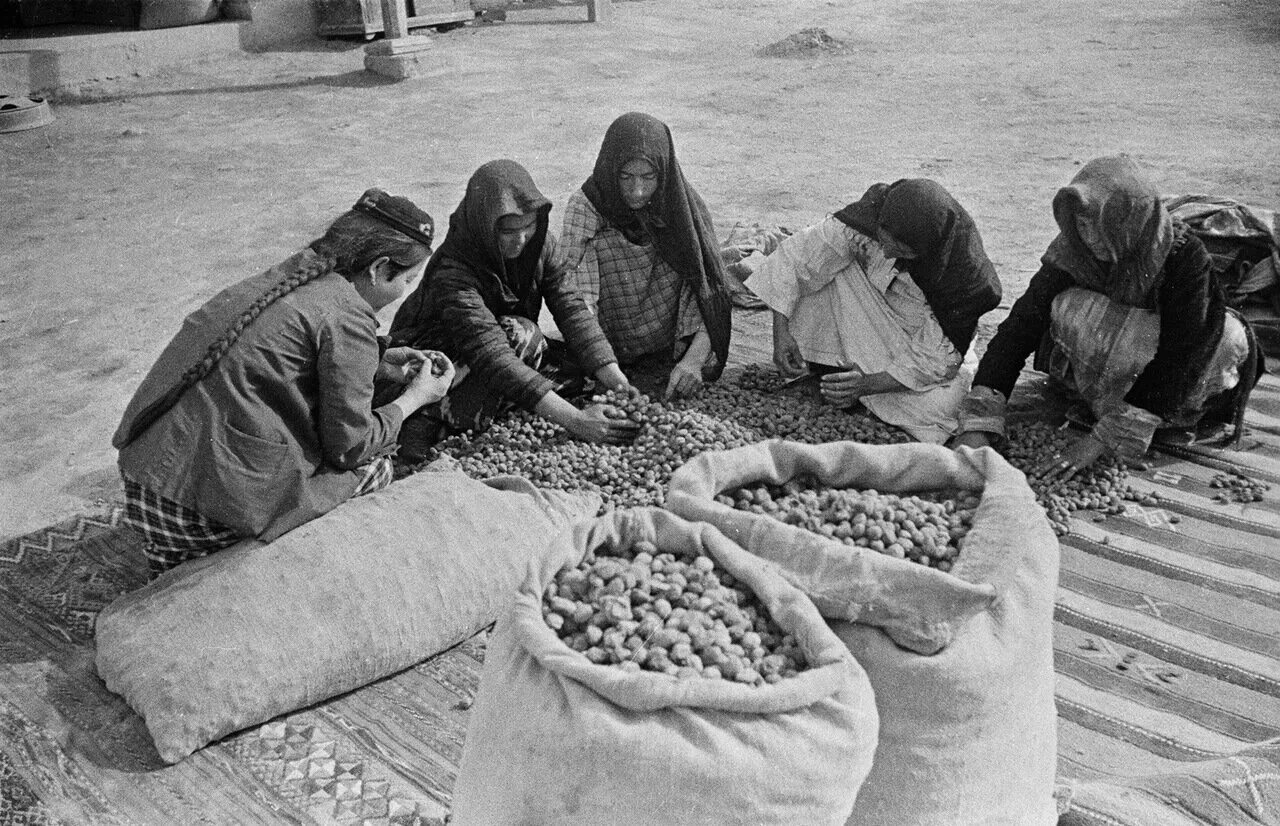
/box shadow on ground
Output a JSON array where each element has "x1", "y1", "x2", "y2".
[{"x1": 51, "y1": 69, "x2": 401, "y2": 104}]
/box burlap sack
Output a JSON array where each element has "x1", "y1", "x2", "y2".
[
  {"x1": 450, "y1": 507, "x2": 879, "y2": 826},
  {"x1": 94, "y1": 471, "x2": 598, "y2": 764},
  {"x1": 668, "y1": 441, "x2": 1059, "y2": 825}
]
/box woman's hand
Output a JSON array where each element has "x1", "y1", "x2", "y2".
[
  {"x1": 594, "y1": 362, "x2": 633, "y2": 394},
  {"x1": 566, "y1": 403, "x2": 641, "y2": 445},
  {"x1": 820, "y1": 367, "x2": 908, "y2": 407},
  {"x1": 819, "y1": 368, "x2": 873, "y2": 407},
  {"x1": 1033, "y1": 432, "x2": 1108, "y2": 482},
  {"x1": 378, "y1": 346, "x2": 430, "y2": 384},
  {"x1": 666, "y1": 329, "x2": 712, "y2": 400},
  {"x1": 664, "y1": 359, "x2": 703, "y2": 401},
  {"x1": 772, "y1": 312, "x2": 807, "y2": 377},
  {"x1": 950, "y1": 430, "x2": 993, "y2": 450},
  {"x1": 388, "y1": 352, "x2": 455, "y2": 420},
  {"x1": 403, "y1": 351, "x2": 456, "y2": 406}
]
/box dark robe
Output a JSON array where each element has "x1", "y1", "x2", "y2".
[
  {"x1": 390, "y1": 159, "x2": 616, "y2": 411},
  {"x1": 974, "y1": 155, "x2": 1225, "y2": 421}
]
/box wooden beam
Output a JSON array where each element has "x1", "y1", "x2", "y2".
[{"x1": 470, "y1": 0, "x2": 612, "y2": 22}]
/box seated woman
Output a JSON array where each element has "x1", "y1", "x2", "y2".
[
  {"x1": 954, "y1": 156, "x2": 1254, "y2": 479},
  {"x1": 389, "y1": 159, "x2": 639, "y2": 459},
  {"x1": 115, "y1": 188, "x2": 455, "y2": 579},
  {"x1": 559, "y1": 111, "x2": 735, "y2": 400},
  {"x1": 749, "y1": 178, "x2": 1003, "y2": 443}
]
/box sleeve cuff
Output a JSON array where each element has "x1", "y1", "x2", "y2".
[
  {"x1": 576, "y1": 339, "x2": 617, "y2": 375},
  {"x1": 516, "y1": 375, "x2": 557, "y2": 412},
  {"x1": 375, "y1": 402, "x2": 406, "y2": 446},
  {"x1": 1092, "y1": 403, "x2": 1161, "y2": 461},
  {"x1": 958, "y1": 386, "x2": 1008, "y2": 438},
  {"x1": 744, "y1": 258, "x2": 798, "y2": 316}
]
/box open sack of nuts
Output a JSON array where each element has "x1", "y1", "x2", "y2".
[
  {"x1": 449, "y1": 507, "x2": 879, "y2": 826},
  {"x1": 667, "y1": 441, "x2": 1060, "y2": 826}
]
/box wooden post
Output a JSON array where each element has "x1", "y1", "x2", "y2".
[
  {"x1": 379, "y1": 0, "x2": 410, "y2": 39},
  {"x1": 364, "y1": 0, "x2": 434, "y2": 79},
  {"x1": 586, "y1": 0, "x2": 612, "y2": 23}
]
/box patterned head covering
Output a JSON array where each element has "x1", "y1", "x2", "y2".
[
  {"x1": 1042, "y1": 155, "x2": 1174, "y2": 308},
  {"x1": 834, "y1": 178, "x2": 1002, "y2": 353},
  {"x1": 352, "y1": 188, "x2": 435, "y2": 249},
  {"x1": 581, "y1": 112, "x2": 733, "y2": 379}
]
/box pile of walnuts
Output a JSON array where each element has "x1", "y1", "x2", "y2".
[
  {"x1": 414, "y1": 365, "x2": 1153, "y2": 534},
  {"x1": 1000, "y1": 422, "x2": 1146, "y2": 535},
  {"x1": 428, "y1": 371, "x2": 908, "y2": 510},
  {"x1": 719, "y1": 480, "x2": 978, "y2": 570},
  {"x1": 542, "y1": 539, "x2": 809, "y2": 685}
]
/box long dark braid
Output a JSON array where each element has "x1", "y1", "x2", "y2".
[
  {"x1": 120, "y1": 189, "x2": 433, "y2": 447},
  {"x1": 120, "y1": 254, "x2": 338, "y2": 446},
  {"x1": 177, "y1": 254, "x2": 338, "y2": 397},
  {"x1": 184, "y1": 200, "x2": 430, "y2": 391}
]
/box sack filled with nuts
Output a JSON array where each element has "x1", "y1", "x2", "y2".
[
  {"x1": 449, "y1": 507, "x2": 879, "y2": 826},
  {"x1": 667, "y1": 441, "x2": 1059, "y2": 826}
]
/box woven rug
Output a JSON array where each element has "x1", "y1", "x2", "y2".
[
  {"x1": 2, "y1": 369, "x2": 1278, "y2": 824},
  {"x1": 1047, "y1": 370, "x2": 1280, "y2": 823},
  {"x1": 1049, "y1": 370, "x2": 1280, "y2": 779},
  {"x1": 0, "y1": 510, "x2": 481, "y2": 825}
]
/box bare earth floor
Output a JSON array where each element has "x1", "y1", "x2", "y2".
[{"x1": 2, "y1": 0, "x2": 1279, "y2": 538}]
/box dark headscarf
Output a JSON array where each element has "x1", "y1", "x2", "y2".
[
  {"x1": 834, "y1": 178, "x2": 1002, "y2": 354},
  {"x1": 581, "y1": 112, "x2": 733, "y2": 379},
  {"x1": 391, "y1": 160, "x2": 551, "y2": 343},
  {"x1": 1042, "y1": 155, "x2": 1174, "y2": 308}
]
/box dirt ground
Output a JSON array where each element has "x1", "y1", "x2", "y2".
[{"x1": 1, "y1": 0, "x2": 1278, "y2": 538}]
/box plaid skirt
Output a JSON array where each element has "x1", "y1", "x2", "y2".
[{"x1": 122, "y1": 456, "x2": 394, "y2": 579}]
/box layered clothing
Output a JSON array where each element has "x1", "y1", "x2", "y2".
[
  {"x1": 963, "y1": 156, "x2": 1241, "y2": 458},
  {"x1": 562, "y1": 112, "x2": 734, "y2": 378},
  {"x1": 115, "y1": 247, "x2": 402, "y2": 543},
  {"x1": 390, "y1": 160, "x2": 616, "y2": 412},
  {"x1": 750, "y1": 180, "x2": 1001, "y2": 443},
  {"x1": 833, "y1": 178, "x2": 1002, "y2": 354}
]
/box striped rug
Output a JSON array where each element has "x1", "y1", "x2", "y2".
[{"x1": 1048, "y1": 369, "x2": 1280, "y2": 823}]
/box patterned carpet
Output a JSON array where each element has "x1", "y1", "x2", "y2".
[
  {"x1": 1, "y1": 360, "x2": 1278, "y2": 823},
  {"x1": 0, "y1": 509, "x2": 480, "y2": 825}
]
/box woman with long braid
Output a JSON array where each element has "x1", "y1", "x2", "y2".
[{"x1": 114, "y1": 189, "x2": 455, "y2": 578}]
